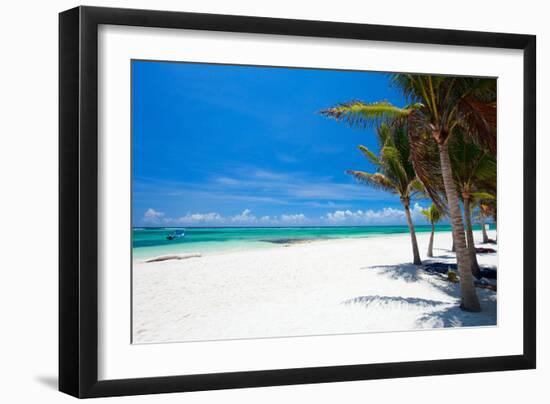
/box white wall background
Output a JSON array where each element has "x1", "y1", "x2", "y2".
[{"x1": 0, "y1": 0, "x2": 545, "y2": 402}]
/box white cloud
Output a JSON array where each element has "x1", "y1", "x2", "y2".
[
  {"x1": 141, "y1": 204, "x2": 427, "y2": 227},
  {"x1": 280, "y1": 213, "x2": 307, "y2": 224},
  {"x1": 306, "y1": 201, "x2": 349, "y2": 209},
  {"x1": 231, "y1": 209, "x2": 258, "y2": 224},
  {"x1": 228, "y1": 210, "x2": 309, "y2": 225},
  {"x1": 141, "y1": 208, "x2": 313, "y2": 227},
  {"x1": 143, "y1": 208, "x2": 165, "y2": 224},
  {"x1": 411, "y1": 203, "x2": 426, "y2": 217},
  {"x1": 322, "y1": 203, "x2": 426, "y2": 225},
  {"x1": 172, "y1": 212, "x2": 223, "y2": 225}
]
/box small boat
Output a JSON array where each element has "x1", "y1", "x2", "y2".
[{"x1": 166, "y1": 230, "x2": 185, "y2": 240}]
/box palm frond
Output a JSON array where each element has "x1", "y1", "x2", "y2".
[
  {"x1": 404, "y1": 102, "x2": 425, "y2": 110},
  {"x1": 357, "y1": 145, "x2": 381, "y2": 167},
  {"x1": 457, "y1": 98, "x2": 497, "y2": 155},
  {"x1": 407, "y1": 114, "x2": 446, "y2": 210},
  {"x1": 391, "y1": 123, "x2": 416, "y2": 179},
  {"x1": 346, "y1": 170, "x2": 397, "y2": 193},
  {"x1": 449, "y1": 129, "x2": 496, "y2": 199},
  {"x1": 380, "y1": 145, "x2": 409, "y2": 193},
  {"x1": 421, "y1": 204, "x2": 444, "y2": 224},
  {"x1": 391, "y1": 74, "x2": 425, "y2": 104},
  {"x1": 473, "y1": 155, "x2": 497, "y2": 182},
  {"x1": 320, "y1": 100, "x2": 412, "y2": 129},
  {"x1": 478, "y1": 201, "x2": 496, "y2": 220},
  {"x1": 377, "y1": 123, "x2": 394, "y2": 148},
  {"x1": 471, "y1": 191, "x2": 496, "y2": 202},
  {"x1": 408, "y1": 178, "x2": 426, "y2": 198}
]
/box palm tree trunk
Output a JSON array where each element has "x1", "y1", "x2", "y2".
[
  {"x1": 463, "y1": 195, "x2": 481, "y2": 279},
  {"x1": 480, "y1": 216, "x2": 489, "y2": 243},
  {"x1": 437, "y1": 140, "x2": 481, "y2": 312},
  {"x1": 451, "y1": 236, "x2": 455, "y2": 252},
  {"x1": 403, "y1": 200, "x2": 422, "y2": 265},
  {"x1": 427, "y1": 222, "x2": 435, "y2": 258}
]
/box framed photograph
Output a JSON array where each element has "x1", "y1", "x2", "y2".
[{"x1": 59, "y1": 6, "x2": 536, "y2": 398}]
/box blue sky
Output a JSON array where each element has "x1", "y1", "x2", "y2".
[{"x1": 132, "y1": 60, "x2": 430, "y2": 227}]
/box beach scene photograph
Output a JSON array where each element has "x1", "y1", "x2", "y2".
[{"x1": 131, "y1": 60, "x2": 497, "y2": 344}]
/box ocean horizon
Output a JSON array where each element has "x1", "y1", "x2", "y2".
[{"x1": 132, "y1": 224, "x2": 495, "y2": 259}]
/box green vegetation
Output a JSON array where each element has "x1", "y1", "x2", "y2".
[
  {"x1": 346, "y1": 121, "x2": 424, "y2": 265},
  {"x1": 421, "y1": 204, "x2": 444, "y2": 258},
  {"x1": 321, "y1": 74, "x2": 496, "y2": 313}
]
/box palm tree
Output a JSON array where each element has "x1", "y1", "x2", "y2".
[
  {"x1": 474, "y1": 173, "x2": 497, "y2": 244},
  {"x1": 449, "y1": 131, "x2": 497, "y2": 278},
  {"x1": 321, "y1": 75, "x2": 495, "y2": 312},
  {"x1": 421, "y1": 204, "x2": 443, "y2": 258},
  {"x1": 479, "y1": 206, "x2": 490, "y2": 244},
  {"x1": 477, "y1": 201, "x2": 495, "y2": 243},
  {"x1": 347, "y1": 122, "x2": 424, "y2": 265}
]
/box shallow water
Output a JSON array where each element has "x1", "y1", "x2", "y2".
[{"x1": 132, "y1": 224, "x2": 494, "y2": 259}]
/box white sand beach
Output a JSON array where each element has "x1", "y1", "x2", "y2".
[{"x1": 133, "y1": 230, "x2": 497, "y2": 344}]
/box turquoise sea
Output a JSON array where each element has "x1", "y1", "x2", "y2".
[{"x1": 132, "y1": 224, "x2": 494, "y2": 260}]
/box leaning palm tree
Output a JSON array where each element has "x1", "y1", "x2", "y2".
[
  {"x1": 421, "y1": 204, "x2": 443, "y2": 258},
  {"x1": 450, "y1": 131, "x2": 497, "y2": 278},
  {"x1": 321, "y1": 75, "x2": 495, "y2": 312},
  {"x1": 347, "y1": 122, "x2": 424, "y2": 265}
]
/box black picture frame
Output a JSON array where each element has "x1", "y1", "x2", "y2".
[{"x1": 59, "y1": 5, "x2": 536, "y2": 398}]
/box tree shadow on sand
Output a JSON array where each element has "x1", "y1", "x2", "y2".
[
  {"x1": 414, "y1": 296, "x2": 497, "y2": 328},
  {"x1": 342, "y1": 295, "x2": 448, "y2": 309},
  {"x1": 432, "y1": 254, "x2": 456, "y2": 259},
  {"x1": 423, "y1": 274, "x2": 458, "y2": 295},
  {"x1": 423, "y1": 260, "x2": 497, "y2": 279},
  {"x1": 341, "y1": 294, "x2": 496, "y2": 328},
  {"x1": 361, "y1": 263, "x2": 423, "y2": 283},
  {"x1": 349, "y1": 262, "x2": 497, "y2": 328}
]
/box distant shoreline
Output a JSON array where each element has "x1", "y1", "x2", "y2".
[
  {"x1": 133, "y1": 224, "x2": 495, "y2": 230},
  {"x1": 135, "y1": 233, "x2": 445, "y2": 262},
  {"x1": 132, "y1": 225, "x2": 496, "y2": 260}
]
